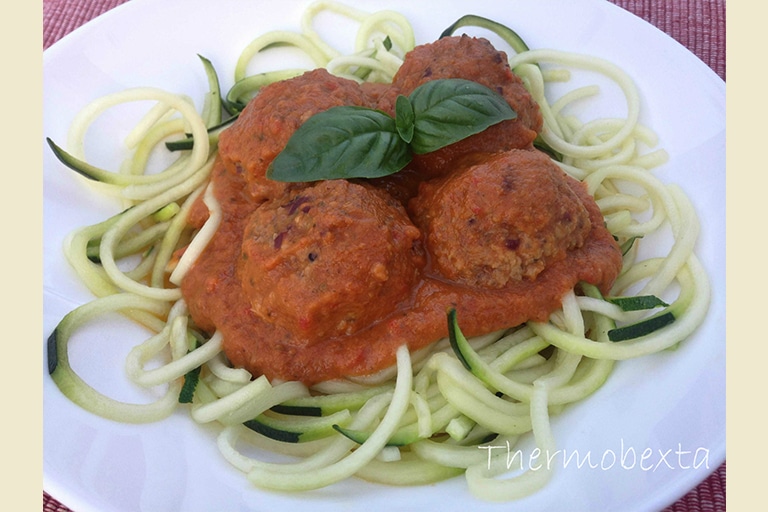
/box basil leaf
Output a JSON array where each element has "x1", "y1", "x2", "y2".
[
  {"x1": 266, "y1": 78, "x2": 518, "y2": 182},
  {"x1": 409, "y1": 78, "x2": 517, "y2": 154},
  {"x1": 395, "y1": 95, "x2": 415, "y2": 143},
  {"x1": 266, "y1": 105, "x2": 412, "y2": 182}
]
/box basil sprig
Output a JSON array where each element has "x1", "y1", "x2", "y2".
[{"x1": 266, "y1": 78, "x2": 517, "y2": 182}]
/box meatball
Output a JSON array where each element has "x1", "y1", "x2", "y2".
[
  {"x1": 218, "y1": 69, "x2": 375, "y2": 203},
  {"x1": 379, "y1": 35, "x2": 543, "y2": 178},
  {"x1": 409, "y1": 149, "x2": 592, "y2": 288},
  {"x1": 238, "y1": 179, "x2": 424, "y2": 342}
]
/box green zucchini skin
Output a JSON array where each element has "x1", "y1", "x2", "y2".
[
  {"x1": 608, "y1": 311, "x2": 676, "y2": 341},
  {"x1": 243, "y1": 408, "x2": 353, "y2": 443},
  {"x1": 439, "y1": 14, "x2": 530, "y2": 53},
  {"x1": 46, "y1": 138, "x2": 103, "y2": 182},
  {"x1": 243, "y1": 418, "x2": 302, "y2": 443},
  {"x1": 270, "y1": 404, "x2": 323, "y2": 417},
  {"x1": 164, "y1": 117, "x2": 238, "y2": 152},
  {"x1": 332, "y1": 424, "x2": 420, "y2": 447},
  {"x1": 47, "y1": 329, "x2": 60, "y2": 375}
]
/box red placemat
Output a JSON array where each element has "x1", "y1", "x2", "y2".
[{"x1": 42, "y1": 1, "x2": 726, "y2": 511}]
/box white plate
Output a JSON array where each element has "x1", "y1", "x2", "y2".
[{"x1": 43, "y1": 1, "x2": 726, "y2": 511}]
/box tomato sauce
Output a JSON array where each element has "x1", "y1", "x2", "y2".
[
  {"x1": 181, "y1": 158, "x2": 621, "y2": 385},
  {"x1": 179, "y1": 36, "x2": 623, "y2": 385}
]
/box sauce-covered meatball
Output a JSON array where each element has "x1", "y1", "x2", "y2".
[
  {"x1": 180, "y1": 38, "x2": 623, "y2": 385},
  {"x1": 218, "y1": 69, "x2": 374, "y2": 202},
  {"x1": 410, "y1": 149, "x2": 592, "y2": 288},
  {"x1": 379, "y1": 35, "x2": 543, "y2": 178},
  {"x1": 238, "y1": 179, "x2": 423, "y2": 342}
]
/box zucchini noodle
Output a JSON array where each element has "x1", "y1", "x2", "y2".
[
  {"x1": 45, "y1": 0, "x2": 710, "y2": 503},
  {"x1": 168, "y1": 181, "x2": 221, "y2": 285}
]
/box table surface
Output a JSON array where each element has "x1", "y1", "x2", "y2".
[{"x1": 42, "y1": 1, "x2": 726, "y2": 511}]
